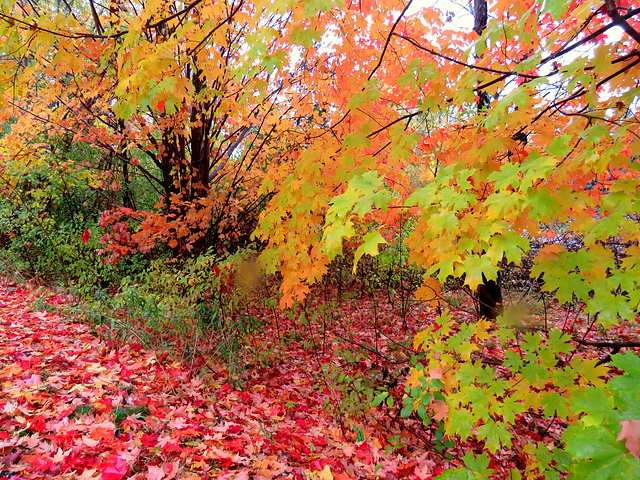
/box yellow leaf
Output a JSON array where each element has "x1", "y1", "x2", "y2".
[
  {"x1": 317, "y1": 465, "x2": 334, "y2": 480},
  {"x1": 473, "y1": 318, "x2": 493, "y2": 342},
  {"x1": 407, "y1": 368, "x2": 426, "y2": 389}
]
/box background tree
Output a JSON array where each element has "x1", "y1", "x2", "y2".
[{"x1": 0, "y1": 0, "x2": 340, "y2": 259}]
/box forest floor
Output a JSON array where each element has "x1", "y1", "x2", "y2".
[{"x1": 0, "y1": 279, "x2": 631, "y2": 479}]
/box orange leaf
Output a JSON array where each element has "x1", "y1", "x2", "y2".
[
  {"x1": 537, "y1": 243, "x2": 564, "y2": 262},
  {"x1": 415, "y1": 277, "x2": 443, "y2": 307},
  {"x1": 432, "y1": 400, "x2": 449, "y2": 421}
]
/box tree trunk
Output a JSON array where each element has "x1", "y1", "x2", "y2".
[
  {"x1": 477, "y1": 273, "x2": 503, "y2": 319},
  {"x1": 474, "y1": 0, "x2": 504, "y2": 320}
]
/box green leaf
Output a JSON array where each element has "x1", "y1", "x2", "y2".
[
  {"x1": 352, "y1": 230, "x2": 386, "y2": 273},
  {"x1": 586, "y1": 291, "x2": 634, "y2": 327},
  {"x1": 263, "y1": 50, "x2": 287, "y2": 72},
  {"x1": 321, "y1": 220, "x2": 355, "y2": 259},
  {"x1": 546, "y1": 329, "x2": 572, "y2": 354},
  {"x1": 487, "y1": 233, "x2": 529, "y2": 265},
  {"x1": 569, "y1": 386, "x2": 614, "y2": 426},
  {"x1": 485, "y1": 89, "x2": 529, "y2": 130},
  {"x1": 476, "y1": 422, "x2": 513, "y2": 452},
  {"x1": 463, "y1": 255, "x2": 500, "y2": 290},
  {"x1": 487, "y1": 163, "x2": 522, "y2": 189},
  {"x1": 347, "y1": 86, "x2": 383, "y2": 110},
  {"x1": 546, "y1": 135, "x2": 574, "y2": 157},
  {"x1": 448, "y1": 408, "x2": 475, "y2": 440},
  {"x1": 289, "y1": 26, "x2": 322, "y2": 48},
  {"x1": 542, "y1": 0, "x2": 567, "y2": 21},
  {"x1": 462, "y1": 451, "x2": 494, "y2": 479},
  {"x1": 565, "y1": 424, "x2": 640, "y2": 479},
  {"x1": 541, "y1": 391, "x2": 570, "y2": 418},
  {"x1": 302, "y1": 0, "x2": 334, "y2": 17},
  {"x1": 521, "y1": 362, "x2": 547, "y2": 384},
  {"x1": 435, "y1": 467, "x2": 474, "y2": 480},
  {"x1": 343, "y1": 132, "x2": 372, "y2": 149},
  {"x1": 351, "y1": 170, "x2": 383, "y2": 190},
  {"x1": 431, "y1": 378, "x2": 445, "y2": 389},
  {"x1": 527, "y1": 187, "x2": 559, "y2": 219},
  {"x1": 372, "y1": 392, "x2": 388, "y2": 407},
  {"x1": 612, "y1": 352, "x2": 640, "y2": 378},
  {"x1": 564, "y1": 424, "x2": 618, "y2": 459}
]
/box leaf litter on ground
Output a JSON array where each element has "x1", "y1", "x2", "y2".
[
  {"x1": 1, "y1": 280, "x2": 637, "y2": 479},
  {"x1": 0, "y1": 280, "x2": 443, "y2": 479}
]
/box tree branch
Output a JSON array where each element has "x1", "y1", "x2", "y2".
[
  {"x1": 606, "y1": 0, "x2": 640, "y2": 46},
  {"x1": 572, "y1": 337, "x2": 640, "y2": 348},
  {"x1": 366, "y1": 0, "x2": 414, "y2": 82}
]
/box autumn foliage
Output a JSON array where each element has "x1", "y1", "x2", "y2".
[{"x1": 1, "y1": 0, "x2": 640, "y2": 478}]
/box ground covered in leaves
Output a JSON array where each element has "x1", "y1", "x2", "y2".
[
  {"x1": 1, "y1": 280, "x2": 442, "y2": 479},
  {"x1": 0, "y1": 279, "x2": 633, "y2": 479}
]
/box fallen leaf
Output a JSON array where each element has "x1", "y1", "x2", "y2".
[
  {"x1": 146, "y1": 465, "x2": 165, "y2": 480},
  {"x1": 101, "y1": 455, "x2": 129, "y2": 480},
  {"x1": 317, "y1": 465, "x2": 334, "y2": 480},
  {"x1": 76, "y1": 468, "x2": 100, "y2": 480}
]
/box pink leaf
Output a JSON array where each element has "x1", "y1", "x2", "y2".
[
  {"x1": 617, "y1": 420, "x2": 640, "y2": 459},
  {"x1": 146, "y1": 465, "x2": 165, "y2": 480}
]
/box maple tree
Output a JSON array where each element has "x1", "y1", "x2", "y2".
[
  {"x1": 253, "y1": 0, "x2": 640, "y2": 476},
  {"x1": 1, "y1": 0, "x2": 640, "y2": 478},
  {"x1": 0, "y1": 0, "x2": 337, "y2": 258}
]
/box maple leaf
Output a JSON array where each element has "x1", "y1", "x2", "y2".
[
  {"x1": 100, "y1": 456, "x2": 128, "y2": 480},
  {"x1": 76, "y1": 469, "x2": 100, "y2": 480},
  {"x1": 617, "y1": 420, "x2": 640, "y2": 459},
  {"x1": 431, "y1": 400, "x2": 449, "y2": 421},
  {"x1": 415, "y1": 277, "x2": 443, "y2": 307},
  {"x1": 317, "y1": 465, "x2": 334, "y2": 480},
  {"x1": 146, "y1": 465, "x2": 166, "y2": 480}
]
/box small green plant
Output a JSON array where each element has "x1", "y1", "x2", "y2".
[
  {"x1": 70, "y1": 405, "x2": 95, "y2": 418},
  {"x1": 113, "y1": 405, "x2": 150, "y2": 426},
  {"x1": 318, "y1": 349, "x2": 380, "y2": 422}
]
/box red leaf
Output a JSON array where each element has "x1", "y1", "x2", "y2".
[
  {"x1": 100, "y1": 456, "x2": 128, "y2": 480},
  {"x1": 81, "y1": 229, "x2": 92, "y2": 243}
]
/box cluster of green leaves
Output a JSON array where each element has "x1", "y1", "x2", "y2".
[
  {"x1": 318, "y1": 346, "x2": 380, "y2": 422},
  {"x1": 0, "y1": 136, "x2": 150, "y2": 291},
  {"x1": 403, "y1": 311, "x2": 640, "y2": 479}
]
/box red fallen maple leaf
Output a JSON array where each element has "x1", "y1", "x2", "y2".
[
  {"x1": 81, "y1": 229, "x2": 92, "y2": 244},
  {"x1": 100, "y1": 455, "x2": 128, "y2": 480}
]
